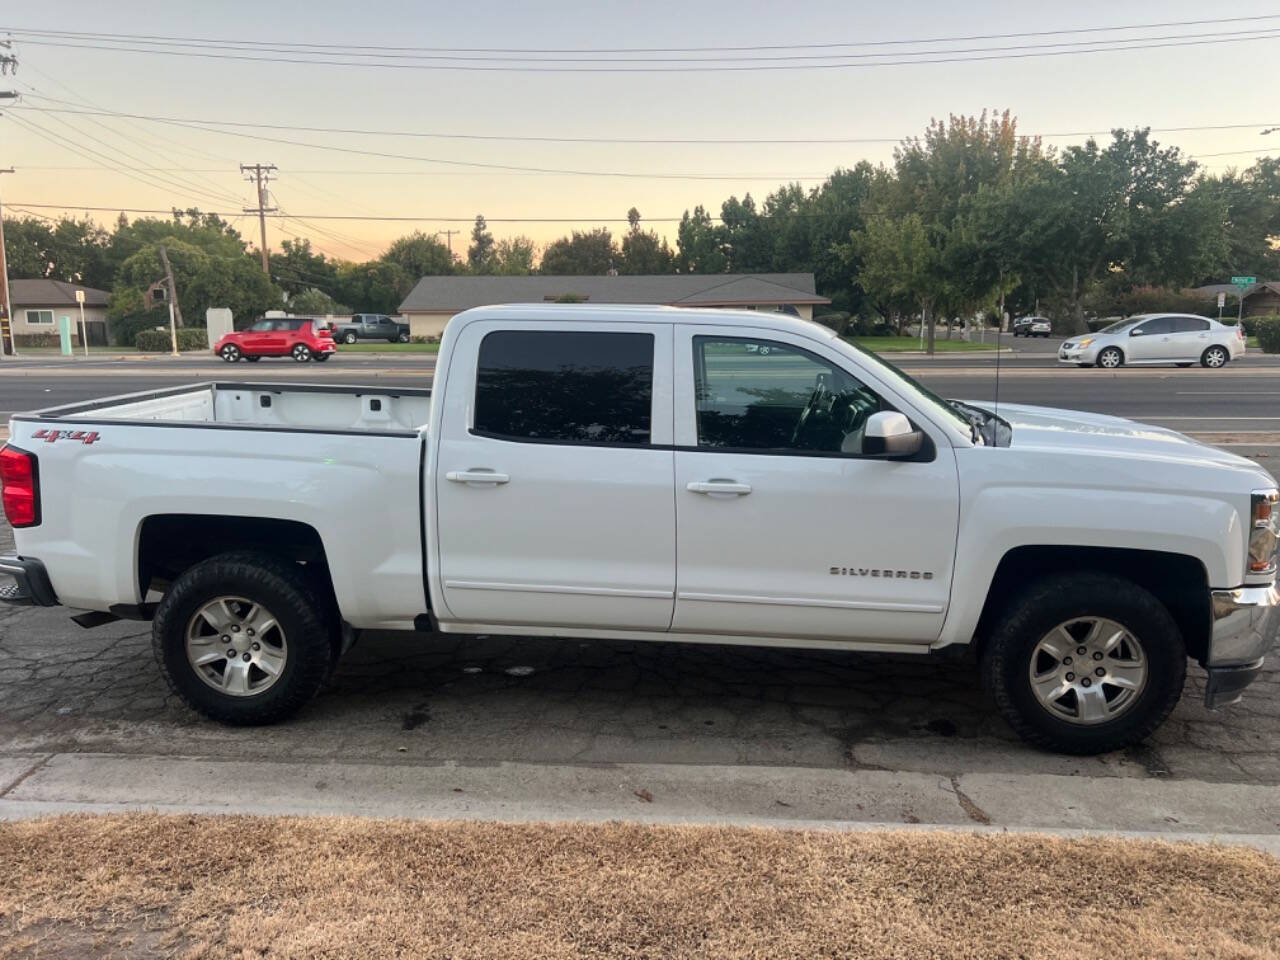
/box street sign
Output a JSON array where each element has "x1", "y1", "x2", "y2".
[
  {"x1": 1231, "y1": 276, "x2": 1256, "y2": 286},
  {"x1": 74, "y1": 289, "x2": 85, "y2": 304},
  {"x1": 1217, "y1": 291, "x2": 1226, "y2": 309}
]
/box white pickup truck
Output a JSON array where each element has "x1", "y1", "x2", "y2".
[{"x1": 2, "y1": 305, "x2": 1277, "y2": 754}]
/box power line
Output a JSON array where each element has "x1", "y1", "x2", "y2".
[
  {"x1": 8, "y1": 30, "x2": 1280, "y2": 72},
  {"x1": 3, "y1": 14, "x2": 1277, "y2": 53},
  {"x1": 15, "y1": 100, "x2": 1280, "y2": 146}
]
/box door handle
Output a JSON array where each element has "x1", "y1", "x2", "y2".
[
  {"x1": 687, "y1": 480, "x2": 752, "y2": 497},
  {"x1": 446, "y1": 469, "x2": 510, "y2": 485}
]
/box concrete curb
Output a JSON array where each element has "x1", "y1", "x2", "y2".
[{"x1": 2, "y1": 753, "x2": 1277, "y2": 853}]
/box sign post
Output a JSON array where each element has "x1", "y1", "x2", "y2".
[
  {"x1": 1231, "y1": 276, "x2": 1255, "y2": 325},
  {"x1": 75, "y1": 288, "x2": 88, "y2": 356}
]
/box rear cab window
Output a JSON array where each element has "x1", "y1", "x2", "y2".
[{"x1": 473, "y1": 330, "x2": 655, "y2": 446}]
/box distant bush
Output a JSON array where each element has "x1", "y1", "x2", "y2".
[
  {"x1": 814, "y1": 311, "x2": 852, "y2": 336},
  {"x1": 1255, "y1": 317, "x2": 1280, "y2": 354},
  {"x1": 135, "y1": 328, "x2": 208, "y2": 352},
  {"x1": 110, "y1": 311, "x2": 168, "y2": 347}
]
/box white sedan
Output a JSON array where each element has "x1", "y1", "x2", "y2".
[{"x1": 1059, "y1": 314, "x2": 1246, "y2": 369}]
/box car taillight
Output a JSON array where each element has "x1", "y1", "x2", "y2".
[
  {"x1": 0, "y1": 445, "x2": 40, "y2": 528},
  {"x1": 1249, "y1": 490, "x2": 1279, "y2": 576}
]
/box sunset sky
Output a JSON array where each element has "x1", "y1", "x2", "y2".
[{"x1": 2, "y1": 0, "x2": 1278, "y2": 263}]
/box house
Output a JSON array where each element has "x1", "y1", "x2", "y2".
[
  {"x1": 7, "y1": 279, "x2": 110, "y2": 346},
  {"x1": 398, "y1": 273, "x2": 830, "y2": 340},
  {"x1": 1191, "y1": 281, "x2": 1280, "y2": 318}
]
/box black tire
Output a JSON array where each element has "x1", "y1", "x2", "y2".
[
  {"x1": 397, "y1": 331, "x2": 410, "y2": 343},
  {"x1": 1201, "y1": 345, "x2": 1229, "y2": 368},
  {"x1": 245, "y1": 355, "x2": 261, "y2": 363},
  {"x1": 291, "y1": 344, "x2": 312, "y2": 363},
  {"x1": 344, "y1": 331, "x2": 358, "y2": 344},
  {"x1": 1097, "y1": 347, "x2": 1123, "y2": 369},
  {"x1": 220, "y1": 344, "x2": 241, "y2": 363},
  {"x1": 313, "y1": 353, "x2": 330, "y2": 362},
  {"x1": 152, "y1": 552, "x2": 335, "y2": 725},
  {"x1": 981, "y1": 572, "x2": 1186, "y2": 755}
]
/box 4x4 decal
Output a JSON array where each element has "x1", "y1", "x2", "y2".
[{"x1": 31, "y1": 428, "x2": 101, "y2": 445}]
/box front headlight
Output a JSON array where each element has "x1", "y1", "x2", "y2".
[
  {"x1": 1076, "y1": 337, "x2": 1095, "y2": 349},
  {"x1": 1249, "y1": 490, "x2": 1279, "y2": 577}
]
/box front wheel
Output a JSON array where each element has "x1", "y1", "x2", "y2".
[
  {"x1": 1097, "y1": 347, "x2": 1123, "y2": 369},
  {"x1": 981, "y1": 572, "x2": 1185, "y2": 754},
  {"x1": 291, "y1": 344, "x2": 312, "y2": 363},
  {"x1": 1201, "y1": 345, "x2": 1229, "y2": 368},
  {"x1": 220, "y1": 344, "x2": 241, "y2": 363},
  {"x1": 344, "y1": 332, "x2": 358, "y2": 344},
  {"x1": 152, "y1": 552, "x2": 336, "y2": 725}
]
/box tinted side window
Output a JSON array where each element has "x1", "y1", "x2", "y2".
[
  {"x1": 1172, "y1": 317, "x2": 1209, "y2": 332},
  {"x1": 693, "y1": 337, "x2": 884, "y2": 454},
  {"x1": 475, "y1": 330, "x2": 653, "y2": 445},
  {"x1": 1135, "y1": 317, "x2": 1173, "y2": 335},
  {"x1": 249, "y1": 320, "x2": 273, "y2": 331},
  {"x1": 280, "y1": 319, "x2": 304, "y2": 331}
]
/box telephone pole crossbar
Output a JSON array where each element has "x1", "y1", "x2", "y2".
[{"x1": 240, "y1": 163, "x2": 277, "y2": 275}]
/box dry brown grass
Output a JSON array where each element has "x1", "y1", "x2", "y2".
[{"x1": 1, "y1": 815, "x2": 1278, "y2": 959}]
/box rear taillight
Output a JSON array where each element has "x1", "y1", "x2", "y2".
[{"x1": 0, "y1": 445, "x2": 40, "y2": 528}]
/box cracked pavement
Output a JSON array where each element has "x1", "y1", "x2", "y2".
[{"x1": 1, "y1": 522, "x2": 1276, "y2": 791}]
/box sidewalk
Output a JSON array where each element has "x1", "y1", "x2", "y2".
[{"x1": 4, "y1": 753, "x2": 1279, "y2": 853}]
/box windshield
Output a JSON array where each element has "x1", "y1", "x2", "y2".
[
  {"x1": 842, "y1": 339, "x2": 975, "y2": 435},
  {"x1": 1099, "y1": 318, "x2": 1138, "y2": 334}
]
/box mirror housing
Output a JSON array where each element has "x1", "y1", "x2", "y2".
[
  {"x1": 863, "y1": 411, "x2": 924, "y2": 459},
  {"x1": 1129, "y1": 328, "x2": 1144, "y2": 337}
]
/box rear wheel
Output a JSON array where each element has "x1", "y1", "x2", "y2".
[
  {"x1": 291, "y1": 344, "x2": 312, "y2": 363},
  {"x1": 152, "y1": 552, "x2": 335, "y2": 725},
  {"x1": 981, "y1": 572, "x2": 1185, "y2": 754},
  {"x1": 1201, "y1": 345, "x2": 1228, "y2": 368},
  {"x1": 397, "y1": 331, "x2": 410, "y2": 343},
  {"x1": 220, "y1": 344, "x2": 241, "y2": 363},
  {"x1": 1097, "y1": 347, "x2": 1123, "y2": 369},
  {"x1": 344, "y1": 331, "x2": 358, "y2": 344}
]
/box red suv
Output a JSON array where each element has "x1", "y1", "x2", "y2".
[{"x1": 215, "y1": 318, "x2": 337, "y2": 363}]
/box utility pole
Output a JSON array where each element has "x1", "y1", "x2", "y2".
[
  {"x1": 0, "y1": 165, "x2": 15, "y2": 358},
  {"x1": 436, "y1": 229, "x2": 460, "y2": 260},
  {"x1": 240, "y1": 163, "x2": 277, "y2": 275},
  {"x1": 156, "y1": 245, "x2": 184, "y2": 328}
]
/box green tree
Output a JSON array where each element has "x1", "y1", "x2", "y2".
[
  {"x1": 493, "y1": 236, "x2": 537, "y2": 275},
  {"x1": 2, "y1": 216, "x2": 110, "y2": 286},
  {"x1": 334, "y1": 260, "x2": 415, "y2": 315},
  {"x1": 1, "y1": 217, "x2": 55, "y2": 279},
  {"x1": 676, "y1": 205, "x2": 727, "y2": 274},
  {"x1": 847, "y1": 213, "x2": 945, "y2": 349},
  {"x1": 467, "y1": 215, "x2": 496, "y2": 273},
  {"x1": 269, "y1": 238, "x2": 339, "y2": 298},
  {"x1": 1185, "y1": 157, "x2": 1279, "y2": 282},
  {"x1": 539, "y1": 228, "x2": 617, "y2": 274},
  {"x1": 289, "y1": 287, "x2": 350, "y2": 315},
  {"x1": 619, "y1": 209, "x2": 673, "y2": 274},
  {"x1": 382, "y1": 230, "x2": 455, "y2": 279}
]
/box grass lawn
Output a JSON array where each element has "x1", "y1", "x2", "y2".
[
  {"x1": 334, "y1": 341, "x2": 440, "y2": 353},
  {"x1": 1, "y1": 815, "x2": 1276, "y2": 959},
  {"x1": 847, "y1": 336, "x2": 1000, "y2": 352}
]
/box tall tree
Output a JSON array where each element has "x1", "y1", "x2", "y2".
[
  {"x1": 540, "y1": 228, "x2": 617, "y2": 274},
  {"x1": 269, "y1": 238, "x2": 339, "y2": 298},
  {"x1": 467, "y1": 215, "x2": 496, "y2": 273},
  {"x1": 619, "y1": 209, "x2": 674, "y2": 274},
  {"x1": 676, "y1": 205, "x2": 727, "y2": 274},
  {"x1": 492, "y1": 236, "x2": 537, "y2": 275},
  {"x1": 382, "y1": 230, "x2": 455, "y2": 279}
]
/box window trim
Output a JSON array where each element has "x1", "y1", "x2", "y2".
[
  {"x1": 688, "y1": 333, "x2": 935, "y2": 462},
  {"x1": 470, "y1": 328, "x2": 658, "y2": 449},
  {"x1": 25, "y1": 309, "x2": 55, "y2": 326}
]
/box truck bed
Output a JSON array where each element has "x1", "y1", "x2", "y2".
[{"x1": 23, "y1": 382, "x2": 432, "y2": 435}]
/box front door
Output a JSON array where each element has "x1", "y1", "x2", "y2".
[
  {"x1": 671, "y1": 326, "x2": 960, "y2": 643},
  {"x1": 1126, "y1": 316, "x2": 1175, "y2": 361},
  {"x1": 434, "y1": 321, "x2": 676, "y2": 631}
]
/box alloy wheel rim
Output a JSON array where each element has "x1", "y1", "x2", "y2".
[
  {"x1": 185, "y1": 595, "x2": 288, "y2": 697},
  {"x1": 1207, "y1": 349, "x2": 1226, "y2": 367},
  {"x1": 1028, "y1": 617, "x2": 1147, "y2": 725},
  {"x1": 1100, "y1": 350, "x2": 1120, "y2": 368}
]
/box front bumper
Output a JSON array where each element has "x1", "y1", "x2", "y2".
[
  {"x1": 1205, "y1": 583, "x2": 1280, "y2": 708},
  {"x1": 1058, "y1": 345, "x2": 1098, "y2": 364},
  {"x1": 0, "y1": 556, "x2": 59, "y2": 607}
]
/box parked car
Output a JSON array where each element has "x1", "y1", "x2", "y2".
[
  {"x1": 214, "y1": 318, "x2": 336, "y2": 363},
  {"x1": 1059, "y1": 314, "x2": 1245, "y2": 369},
  {"x1": 1012, "y1": 316, "x2": 1052, "y2": 337},
  {"x1": 330, "y1": 314, "x2": 410, "y2": 344},
  {"x1": 2, "y1": 304, "x2": 1276, "y2": 755}
]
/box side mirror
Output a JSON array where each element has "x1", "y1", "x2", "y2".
[
  {"x1": 1129, "y1": 328, "x2": 1144, "y2": 337},
  {"x1": 863, "y1": 411, "x2": 923, "y2": 459}
]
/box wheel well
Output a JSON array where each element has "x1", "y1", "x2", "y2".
[
  {"x1": 973, "y1": 545, "x2": 1211, "y2": 663},
  {"x1": 1101, "y1": 345, "x2": 1124, "y2": 362},
  {"x1": 138, "y1": 515, "x2": 337, "y2": 615}
]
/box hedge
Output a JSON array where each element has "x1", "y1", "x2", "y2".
[
  {"x1": 135, "y1": 328, "x2": 209, "y2": 352},
  {"x1": 1255, "y1": 317, "x2": 1280, "y2": 354}
]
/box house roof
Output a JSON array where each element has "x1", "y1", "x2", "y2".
[
  {"x1": 9, "y1": 279, "x2": 110, "y2": 308},
  {"x1": 1191, "y1": 281, "x2": 1280, "y2": 299},
  {"x1": 399, "y1": 273, "x2": 829, "y2": 313}
]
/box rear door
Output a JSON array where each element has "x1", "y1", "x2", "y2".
[
  {"x1": 1169, "y1": 316, "x2": 1210, "y2": 359},
  {"x1": 434, "y1": 320, "x2": 676, "y2": 631},
  {"x1": 670, "y1": 325, "x2": 960, "y2": 643}
]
